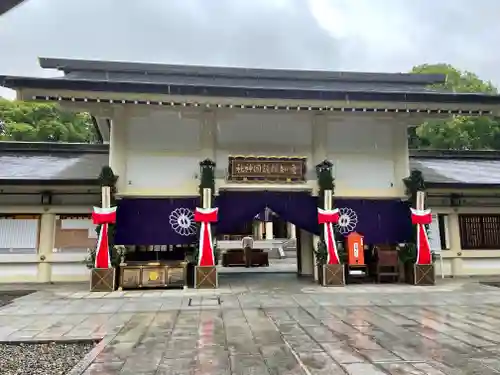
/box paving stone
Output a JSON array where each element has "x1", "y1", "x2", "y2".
[
  {"x1": 2, "y1": 276, "x2": 500, "y2": 374},
  {"x1": 342, "y1": 363, "x2": 388, "y2": 374}
]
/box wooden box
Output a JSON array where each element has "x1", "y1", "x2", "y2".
[
  {"x1": 90, "y1": 268, "x2": 116, "y2": 292},
  {"x1": 319, "y1": 264, "x2": 345, "y2": 287},
  {"x1": 412, "y1": 264, "x2": 435, "y2": 286},
  {"x1": 195, "y1": 266, "x2": 218, "y2": 289}
]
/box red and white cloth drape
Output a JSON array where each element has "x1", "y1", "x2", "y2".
[
  {"x1": 317, "y1": 208, "x2": 341, "y2": 265},
  {"x1": 194, "y1": 207, "x2": 218, "y2": 267},
  {"x1": 92, "y1": 206, "x2": 117, "y2": 269},
  {"x1": 410, "y1": 208, "x2": 432, "y2": 265}
]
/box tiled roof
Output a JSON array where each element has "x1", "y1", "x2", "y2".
[
  {"x1": 3, "y1": 58, "x2": 500, "y2": 107},
  {"x1": 39, "y1": 57, "x2": 445, "y2": 94},
  {"x1": 1, "y1": 143, "x2": 500, "y2": 187},
  {"x1": 409, "y1": 150, "x2": 500, "y2": 186},
  {"x1": 0, "y1": 142, "x2": 108, "y2": 183}
]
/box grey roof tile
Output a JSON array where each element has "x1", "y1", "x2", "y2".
[
  {"x1": 38, "y1": 57, "x2": 446, "y2": 95},
  {"x1": 2, "y1": 142, "x2": 500, "y2": 187},
  {"x1": 0, "y1": 153, "x2": 107, "y2": 180},
  {"x1": 409, "y1": 158, "x2": 500, "y2": 185},
  {"x1": 0, "y1": 142, "x2": 108, "y2": 181},
  {"x1": 60, "y1": 70, "x2": 442, "y2": 93}
]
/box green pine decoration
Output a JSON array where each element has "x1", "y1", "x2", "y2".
[
  {"x1": 402, "y1": 168, "x2": 432, "y2": 264},
  {"x1": 316, "y1": 159, "x2": 334, "y2": 194},
  {"x1": 199, "y1": 158, "x2": 216, "y2": 206},
  {"x1": 86, "y1": 166, "x2": 121, "y2": 268}
]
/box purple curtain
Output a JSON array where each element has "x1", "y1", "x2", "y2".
[
  {"x1": 334, "y1": 199, "x2": 412, "y2": 244},
  {"x1": 254, "y1": 208, "x2": 272, "y2": 222},
  {"x1": 265, "y1": 191, "x2": 320, "y2": 235},
  {"x1": 216, "y1": 191, "x2": 320, "y2": 235},
  {"x1": 216, "y1": 191, "x2": 267, "y2": 233},
  {"x1": 115, "y1": 197, "x2": 198, "y2": 245}
]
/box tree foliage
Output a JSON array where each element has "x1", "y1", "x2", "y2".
[
  {"x1": 409, "y1": 64, "x2": 500, "y2": 150},
  {"x1": 0, "y1": 99, "x2": 98, "y2": 142}
]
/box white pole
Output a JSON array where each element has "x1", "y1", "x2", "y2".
[
  {"x1": 203, "y1": 188, "x2": 211, "y2": 209},
  {"x1": 324, "y1": 190, "x2": 332, "y2": 210},
  {"x1": 416, "y1": 191, "x2": 425, "y2": 211},
  {"x1": 102, "y1": 186, "x2": 110, "y2": 209}
]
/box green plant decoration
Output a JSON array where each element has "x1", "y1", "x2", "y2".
[
  {"x1": 314, "y1": 237, "x2": 347, "y2": 266},
  {"x1": 84, "y1": 245, "x2": 126, "y2": 269},
  {"x1": 316, "y1": 160, "x2": 334, "y2": 193},
  {"x1": 199, "y1": 158, "x2": 216, "y2": 205},
  {"x1": 98, "y1": 166, "x2": 118, "y2": 188},
  {"x1": 197, "y1": 158, "x2": 217, "y2": 246},
  {"x1": 403, "y1": 169, "x2": 426, "y2": 204},
  {"x1": 397, "y1": 243, "x2": 417, "y2": 264},
  {"x1": 403, "y1": 169, "x2": 429, "y2": 257},
  {"x1": 314, "y1": 240, "x2": 328, "y2": 266}
]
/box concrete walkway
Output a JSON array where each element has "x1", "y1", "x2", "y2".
[{"x1": 2, "y1": 276, "x2": 500, "y2": 374}]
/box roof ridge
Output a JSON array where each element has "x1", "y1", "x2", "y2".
[{"x1": 38, "y1": 57, "x2": 446, "y2": 85}]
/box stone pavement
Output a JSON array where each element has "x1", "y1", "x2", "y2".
[{"x1": 3, "y1": 275, "x2": 500, "y2": 374}]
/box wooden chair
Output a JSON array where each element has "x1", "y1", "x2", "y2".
[{"x1": 374, "y1": 246, "x2": 399, "y2": 283}]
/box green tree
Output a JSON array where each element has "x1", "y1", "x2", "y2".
[
  {"x1": 0, "y1": 99, "x2": 98, "y2": 142},
  {"x1": 409, "y1": 64, "x2": 500, "y2": 150}
]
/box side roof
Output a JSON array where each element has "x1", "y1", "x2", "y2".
[
  {"x1": 410, "y1": 150, "x2": 500, "y2": 188},
  {"x1": 0, "y1": 142, "x2": 108, "y2": 186},
  {"x1": 2, "y1": 57, "x2": 500, "y2": 105},
  {"x1": 1, "y1": 142, "x2": 500, "y2": 189}
]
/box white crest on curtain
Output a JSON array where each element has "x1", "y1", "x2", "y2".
[
  {"x1": 335, "y1": 207, "x2": 358, "y2": 235},
  {"x1": 169, "y1": 208, "x2": 197, "y2": 236}
]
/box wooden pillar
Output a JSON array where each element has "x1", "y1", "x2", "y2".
[{"x1": 37, "y1": 213, "x2": 55, "y2": 283}]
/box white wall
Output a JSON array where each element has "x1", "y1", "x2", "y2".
[
  {"x1": 120, "y1": 108, "x2": 408, "y2": 197},
  {"x1": 326, "y1": 118, "x2": 405, "y2": 196},
  {"x1": 215, "y1": 111, "x2": 314, "y2": 171},
  {"x1": 124, "y1": 109, "x2": 201, "y2": 195}
]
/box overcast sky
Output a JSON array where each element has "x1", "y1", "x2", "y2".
[{"x1": 1, "y1": 0, "x2": 499, "y2": 99}]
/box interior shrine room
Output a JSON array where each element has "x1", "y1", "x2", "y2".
[{"x1": 1, "y1": 56, "x2": 500, "y2": 289}]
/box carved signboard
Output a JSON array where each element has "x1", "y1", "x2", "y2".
[{"x1": 228, "y1": 156, "x2": 306, "y2": 182}]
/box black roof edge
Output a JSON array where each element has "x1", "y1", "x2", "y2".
[
  {"x1": 38, "y1": 57, "x2": 447, "y2": 85},
  {"x1": 427, "y1": 182, "x2": 500, "y2": 189},
  {"x1": 0, "y1": 141, "x2": 108, "y2": 153},
  {"x1": 410, "y1": 149, "x2": 500, "y2": 159},
  {"x1": 0, "y1": 0, "x2": 25, "y2": 16},
  {"x1": 0, "y1": 179, "x2": 101, "y2": 186},
  {"x1": 2, "y1": 76, "x2": 500, "y2": 105}
]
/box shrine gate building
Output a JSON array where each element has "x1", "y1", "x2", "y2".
[{"x1": 1, "y1": 57, "x2": 500, "y2": 283}]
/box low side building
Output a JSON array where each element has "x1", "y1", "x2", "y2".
[
  {"x1": 413, "y1": 150, "x2": 500, "y2": 277},
  {"x1": 0, "y1": 142, "x2": 499, "y2": 282},
  {"x1": 0, "y1": 142, "x2": 105, "y2": 283}
]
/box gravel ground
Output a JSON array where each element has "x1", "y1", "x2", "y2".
[{"x1": 0, "y1": 341, "x2": 96, "y2": 375}]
